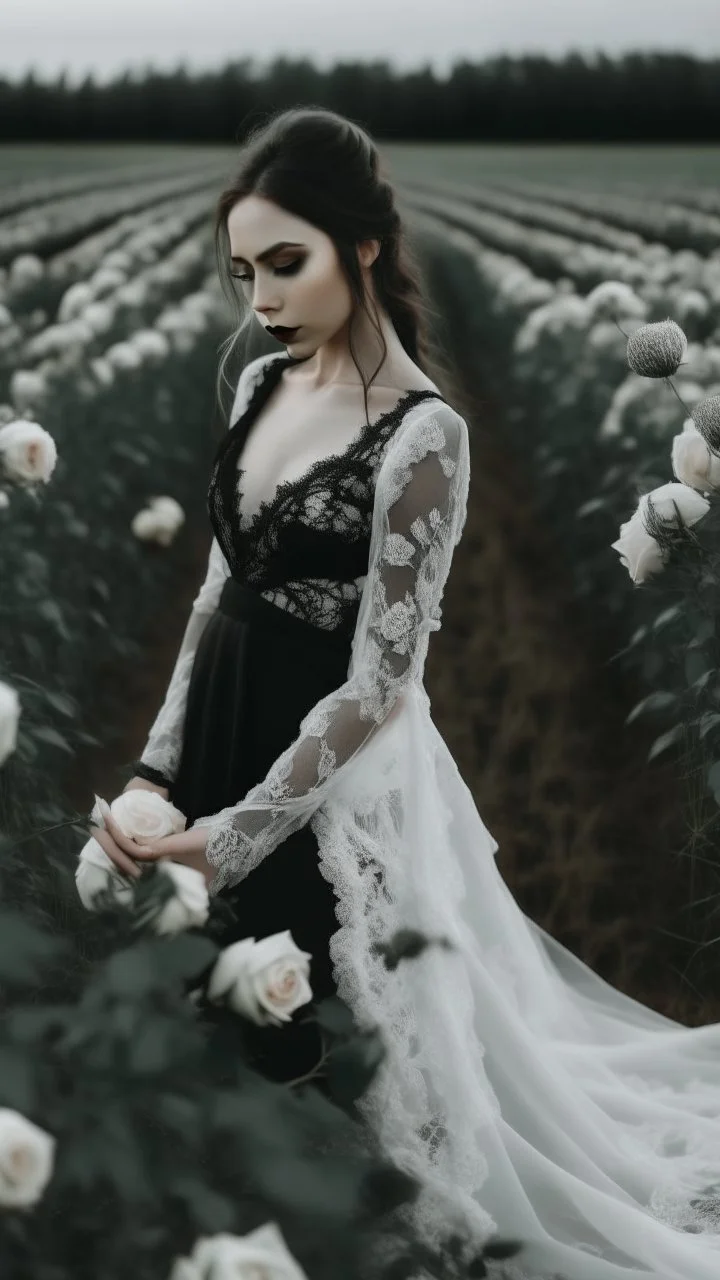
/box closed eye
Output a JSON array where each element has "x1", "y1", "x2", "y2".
[{"x1": 230, "y1": 261, "x2": 303, "y2": 283}]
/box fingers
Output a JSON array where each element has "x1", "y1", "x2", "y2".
[
  {"x1": 92, "y1": 797, "x2": 166, "y2": 863},
  {"x1": 89, "y1": 824, "x2": 143, "y2": 880},
  {"x1": 99, "y1": 802, "x2": 147, "y2": 857}
]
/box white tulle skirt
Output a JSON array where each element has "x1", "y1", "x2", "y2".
[{"x1": 311, "y1": 685, "x2": 720, "y2": 1280}]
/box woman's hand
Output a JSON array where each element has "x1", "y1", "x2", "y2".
[{"x1": 89, "y1": 800, "x2": 214, "y2": 888}]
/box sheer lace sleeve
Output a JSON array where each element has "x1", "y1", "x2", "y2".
[
  {"x1": 192, "y1": 402, "x2": 470, "y2": 895},
  {"x1": 132, "y1": 535, "x2": 231, "y2": 787},
  {"x1": 132, "y1": 355, "x2": 272, "y2": 788}
]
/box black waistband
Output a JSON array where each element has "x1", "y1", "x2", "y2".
[{"x1": 218, "y1": 575, "x2": 352, "y2": 658}]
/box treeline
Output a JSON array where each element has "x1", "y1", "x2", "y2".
[{"x1": 1, "y1": 51, "x2": 719, "y2": 143}]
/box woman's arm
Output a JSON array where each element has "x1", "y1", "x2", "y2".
[
  {"x1": 132, "y1": 353, "x2": 276, "y2": 789},
  {"x1": 191, "y1": 402, "x2": 470, "y2": 895},
  {"x1": 131, "y1": 534, "x2": 231, "y2": 787}
]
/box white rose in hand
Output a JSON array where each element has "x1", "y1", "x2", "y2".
[
  {"x1": 93, "y1": 789, "x2": 187, "y2": 842},
  {"x1": 0, "y1": 1108, "x2": 55, "y2": 1208},
  {"x1": 170, "y1": 1222, "x2": 310, "y2": 1280},
  {"x1": 153, "y1": 862, "x2": 209, "y2": 936},
  {"x1": 75, "y1": 836, "x2": 135, "y2": 909},
  {"x1": 207, "y1": 929, "x2": 313, "y2": 1027},
  {"x1": 77, "y1": 790, "x2": 188, "y2": 912}
]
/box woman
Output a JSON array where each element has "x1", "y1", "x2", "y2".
[{"x1": 90, "y1": 108, "x2": 720, "y2": 1280}]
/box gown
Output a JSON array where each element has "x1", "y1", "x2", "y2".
[{"x1": 133, "y1": 350, "x2": 720, "y2": 1280}]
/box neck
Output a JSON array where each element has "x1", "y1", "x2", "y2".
[{"x1": 290, "y1": 298, "x2": 412, "y2": 391}]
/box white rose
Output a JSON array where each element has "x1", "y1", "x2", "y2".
[
  {"x1": 585, "y1": 280, "x2": 647, "y2": 322},
  {"x1": 154, "y1": 862, "x2": 210, "y2": 936},
  {"x1": 170, "y1": 1222, "x2": 310, "y2": 1280},
  {"x1": 82, "y1": 301, "x2": 114, "y2": 335},
  {"x1": 611, "y1": 513, "x2": 664, "y2": 583},
  {"x1": 133, "y1": 329, "x2": 171, "y2": 362},
  {"x1": 611, "y1": 481, "x2": 710, "y2": 583},
  {"x1": 92, "y1": 266, "x2": 127, "y2": 294},
  {"x1": 671, "y1": 417, "x2": 720, "y2": 492},
  {"x1": 9, "y1": 370, "x2": 47, "y2": 413},
  {"x1": 207, "y1": 930, "x2": 313, "y2": 1027},
  {"x1": 57, "y1": 282, "x2": 94, "y2": 323},
  {"x1": 147, "y1": 496, "x2": 185, "y2": 542},
  {"x1": 77, "y1": 792, "x2": 187, "y2": 910},
  {"x1": 75, "y1": 837, "x2": 135, "y2": 910},
  {"x1": 89, "y1": 357, "x2": 115, "y2": 387},
  {"x1": 99, "y1": 790, "x2": 187, "y2": 843},
  {"x1": 132, "y1": 504, "x2": 183, "y2": 547},
  {"x1": 0, "y1": 680, "x2": 20, "y2": 767},
  {"x1": 640, "y1": 479, "x2": 711, "y2": 527},
  {"x1": 0, "y1": 1108, "x2": 55, "y2": 1208},
  {"x1": 148, "y1": 495, "x2": 184, "y2": 524},
  {"x1": 9, "y1": 254, "x2": 43, "y2": 289},
  {"x1": 0, "y1": 419, "x2": 57, "y2": 485},
  {"x1": 106, "y1": 341, "x2": 142, "y2": 371}
]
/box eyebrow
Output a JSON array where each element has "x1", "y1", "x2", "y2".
[{"x1": 230, "y1": 241, "x2": 306, "y2": 265}]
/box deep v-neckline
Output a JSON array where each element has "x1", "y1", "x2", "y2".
[{"x1": 229, "y1": 353, "x2": 446, "y2": 537}]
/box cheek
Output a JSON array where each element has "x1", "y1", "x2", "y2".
[{"x1": 300, "y1": 262, "x2": 351, "y2": 318}]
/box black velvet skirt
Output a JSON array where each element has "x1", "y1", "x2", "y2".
[{"x1": 169, "y1": 575, "x2": 353, "y2": 1088}]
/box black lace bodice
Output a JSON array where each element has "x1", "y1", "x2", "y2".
[{"x1": 206, "y1": 354, "x2": 447, "y2": 644}]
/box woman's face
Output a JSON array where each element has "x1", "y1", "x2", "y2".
[{"x1": 226, "y1": 194, "x2": 375, "y2": 356}]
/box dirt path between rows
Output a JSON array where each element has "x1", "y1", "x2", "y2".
[{"x1": 64, "y1": 358, "x2": 717, "y2": 1029}]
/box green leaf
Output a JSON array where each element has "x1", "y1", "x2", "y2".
[
  {"x1": 43, "y1": 691, "x2": 77, "y2": 718},
  {"x1": 576, "y1": 497, "x2": 606, "y2": 518},
  {"x1": 628, "y1": 625, "x2": 648, "y2": 647},
  {"x1": 699, "y1": 713, "x2": 720, "y2": 740},
  {"x1": 648, "y1": 724, "x2": 685, "y2": 762},
  {"x1": 33, "y1": 725, "x2": 74, "y2": 755},
  {"x1": 0, "y1": 912, "x2": 67, "y2": 984},
  {"x1": 707, "y1": 761, "x2": 720, "y2": 806},
  {"x1": 128, "y1": 1019, "x2": 173, "y2": 1074},
  {"x1": 685, "y1": 651, "x2": 710, "y2": 685},
  {"x1": 36, "y1": 598, "x2": 71, "y2": 641},
  {"x1": 689, "y1": 617, "x2": 715, "y2": 646},
  {"x1": 314, "y1": 996, "x2": 358, "y2": 1039},
  {"x1": 0, "y1": 1047, "x2": 36, "y2": 1113},
  {"x1": 169, "y1": 1176, "x2": 237, "y2": 1232},
  {"x1": 653, "y1": 605, "x2": 683, "y2": 631},
  {"x1": 101, "y1": 936, "x2": 217, "y2": 997},
  {"x1": 326, "y1": 1032, "x2": 387, "y2": 1107},
  {"x1": 625, "y1": 691, "x2": 677, "y2": 724}
]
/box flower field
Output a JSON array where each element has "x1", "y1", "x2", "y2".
[{"x1": 3, "y1": 142, "x2": 720, "y2": 1279}]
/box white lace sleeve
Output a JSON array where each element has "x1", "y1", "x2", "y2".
[
  {"x1": 135, "y1": 354, "x2": 274, "y2": 787},
  {"x1": 193, "y1": 402, "x2": 470, "y2": 895},
  {"x1": 135, "y1": 536, "x2": 230, "y2": 786}
]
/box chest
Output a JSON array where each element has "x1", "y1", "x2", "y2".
[{"x1": 235, "y1": 383, "x2": 413, "y2": 525}]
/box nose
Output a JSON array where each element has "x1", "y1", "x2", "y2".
[{"x1": 251, "y1": 278, "x2": 282, "y2": 317}]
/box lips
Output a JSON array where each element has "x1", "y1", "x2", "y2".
[{"x1": 267, "y1": 325, "x2": 300, "y2": 341}]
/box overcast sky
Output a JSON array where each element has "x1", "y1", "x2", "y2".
[{"x1": 3, "y1": 0, "x2": 719, "y2": 85}]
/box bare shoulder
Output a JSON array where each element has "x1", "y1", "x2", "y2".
[{"x1": 399, "y1": 369, "x2": 442, "y2": 395}]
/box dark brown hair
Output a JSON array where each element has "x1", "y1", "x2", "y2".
[{"x1": 213, "y1": 105, "x2": 452, "y2": 427}]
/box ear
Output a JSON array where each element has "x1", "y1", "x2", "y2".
[{"x1": 357, "y1": 238, "x2": 381, "y2": 270}]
